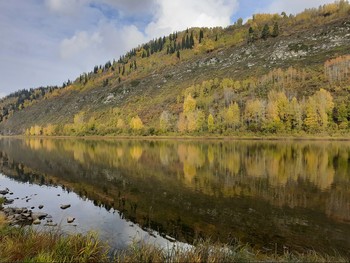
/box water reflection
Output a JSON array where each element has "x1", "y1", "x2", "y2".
[{"x1": 1, "y1": 138, "x2": 350, "y2": 256}]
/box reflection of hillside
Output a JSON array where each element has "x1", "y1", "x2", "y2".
[
  {"x1": 1, "y1": 138, "x2": 350, "y2": 255},
  {"x1": 19, "y1": 138, "x2": 350, "y2": 222}
]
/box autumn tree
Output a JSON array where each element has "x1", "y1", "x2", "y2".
[
  {"x1": 183, "y1": 94, "x2": 196, "y2": 115},
  {"x1": 264, "y1": 91, "x2": 289, "y2": 132},
  {"x1": 244, "y1": 99, "x2": 265, "y2": 131},
  {"x1": 116, "y1": 118, "x2": 126, "y2": 130},
  {"x1": 288, "y1": 97, "x2": 302, "y2": 131},
  {"x1": 34, "y1": 125, "x2": 42, "y2": 136},
  {"x1": 224, "y1": 102, "x2": 240, "y2": 130},
  {"x1": 304, "y1": 89, "x2": 334, "y2": 132},
  {"x1": 208, "y1": 113, "x2": 215, "y2": 132},
  {"x1": 177, "y1": 113, "x2": 187, "y2": 133},
  {"x1": 159, "y1": 110, "x2": 172, "y2": 132},
  {"x1": 43, "y1": 124, "x2": 56, "y2": 136},
  {"x1": 304, "y1": 97, "x2": 319, "y2": 132},
  {"x1": 130, "y1": 115, "x2": 144, "y2": 131}
]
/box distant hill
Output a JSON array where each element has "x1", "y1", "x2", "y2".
[{"x1": 1, "y1": 1, "x2": 350, "y2": 136}]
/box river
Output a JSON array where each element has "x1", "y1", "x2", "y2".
[{"x1": 0, "y1": 138, "x2": 349, "y2": 256}]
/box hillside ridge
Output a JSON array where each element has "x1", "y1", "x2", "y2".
[{"x1": 1, "y1": 1, "x2": 350, "y2": 136}]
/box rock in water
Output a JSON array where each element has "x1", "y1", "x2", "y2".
[
  {"x1": 67, "y1": 217, "x2": 75, "y2": 223},
  {"x1": 31, "y1": 212, "x2": 48, "y2": 220},
  {"x1": 33, "y1": 219, "x2": 41, "y2": 225},
  {"x1": 4, "y1": 199, "x2": 14, "y2": 205},
  {"x1": 0, "y1": 188, "x2": 9, "y2": 195},
  {"x1": 60, "y1": 204, "x2": 71, "y2": 209},
  {"x1": 38, "y1": 205, "x2": 44, "y2": 209}
]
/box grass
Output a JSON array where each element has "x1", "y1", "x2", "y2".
[
  {"x1": 0, "y1": 219, "x2": 347, "y2": 263},
  {"x1": 0, "y1": 225, "x2": 109, "y2": 263},
  {"x1": 115, "y1": 239, "x2": 348, "y2": 263}
]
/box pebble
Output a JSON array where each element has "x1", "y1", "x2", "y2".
[
  {"x1": 33, "y1": 219, "x2": 41, "y2": 225},
  {"x1": 67, "y1": 217, "x2": 75, "y2": 223},
  {"x1": 60, "y1": 204, "x2": 71, "y2": 209}
]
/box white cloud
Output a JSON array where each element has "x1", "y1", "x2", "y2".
[
  {"x1": 60, "y1": 31, "x2": 102, "y2": 60},
  {"x1": 59, "y1": 22, "x2": 147, "y2": 72},
  {"x1": 45, "y1": 0, "x2": 88, "y2": 16},
  {"x1": 262, "y1": 0, "x2": 338, "y2": 15},
  {"x1": 146, "y1": 0, "x2": 239, "y2": 37}
]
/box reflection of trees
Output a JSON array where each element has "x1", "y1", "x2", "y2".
[
  {"x1": 129, "y1": 145, "x2": 143, "y2": 161},
  {"x1": 303, "y1": 146, "x2": 334, "y2": 190},
  {"x1": 12, "y1": 138, "x2": 350, "y2": 223},
  {"x1": 177, "y1": 144, "x2": 205, "y2": 183}
]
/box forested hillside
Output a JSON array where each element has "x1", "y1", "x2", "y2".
[{"x1": 1, "y1": 1, "x2": 350, "y2": 136}]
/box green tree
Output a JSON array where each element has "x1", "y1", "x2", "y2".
[
  {"x1": 272, "y1": 22, "x2": 279, "y2": 37},
  {"x1": 261, "y1": 24, "x2": 270, "y2": 40}
]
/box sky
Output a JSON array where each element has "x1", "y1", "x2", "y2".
[{"x1": 0, "y1": 0, "x2": 338, "y2": 98}]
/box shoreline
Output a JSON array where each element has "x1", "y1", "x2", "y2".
[{"x1": 3, "y1": 134, "x2": 350, "y2": 141}]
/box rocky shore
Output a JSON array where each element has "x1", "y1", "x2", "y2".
[{"x1": 0, "y1": 187, "x2": 74, "y2": 226}]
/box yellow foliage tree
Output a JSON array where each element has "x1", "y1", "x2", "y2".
[
  {"x1": 159, "y1": 111, "x2": 171, "y2": 132},
  {"x1": 129, "y1": 115, "x2": 144, "y2": 131},
  {"x1": 183, "y1": 94, "x2": 196, "y2": 115},
  {"x1": 225, "y1": 102, "x2": 240, "y2": 129},
  {"x1": 116, "y1": 118, "x2": 126, "y2": 130},
  {"x1": 177, "y1": 113, "x2": 187, "y2": 133},
  {"x1": 34, "y1": 125, "x2": 42, "y2": 136},
  {"x1": 43, "y1": 124, "x2": 56, "y2": 136}
]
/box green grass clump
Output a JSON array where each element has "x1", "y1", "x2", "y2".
[
  {"x1": 0, "y1": 224, "x2": 347, "y2": 262},
  {"x1": 0, "y1": 226, "x2": 108, "y2": 263},
  {"x1": 115, "y1": 239, "x2": 348, "y2": 263}
]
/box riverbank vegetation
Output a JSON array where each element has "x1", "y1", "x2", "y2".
[
  {"x1": 24, "y1": 64, "x2": 350, "y2": 137},
  {"x1": 0, "y1": 222, "x2": 347, "y2": 262}
]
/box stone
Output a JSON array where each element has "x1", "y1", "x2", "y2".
[
  {"x1": 38, "y1": 205, "x2": 44, "y2": 209},
  {"x1": 67, "y1": 217, "x2": 75, "y2": 223},
  {"x1": 31, "y1": 212, "x2": 48, "y2": 220},
  {"x1": 15, "y1": 208, "x2": 23, "y2": 214},
  {"x1": 4, "y1": 199, "x2": 14, "y2": 205},
  {"x1": 60, "y1": 204, "x2": 71, "y2": 209},
  {"x1": 22, "y1": 213, "x2": 31, "y2": 218},
  {"x1": 14, "y1": 214, "x2": 21, "y2": 220},
  {"x1": 33, "y1": 219, "x2": 41, "y2": 225},
  {"x1": 0, "y1": 188, "x2": 9, "y2": 195}
]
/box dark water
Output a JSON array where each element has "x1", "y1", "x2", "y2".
[{"x1": 0, "y1": 138, "x2": 349, "y2": 256}]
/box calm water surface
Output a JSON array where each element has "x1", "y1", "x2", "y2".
[{"x1": 0, "y1": 138, "x2": 349, "y2": 256}]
